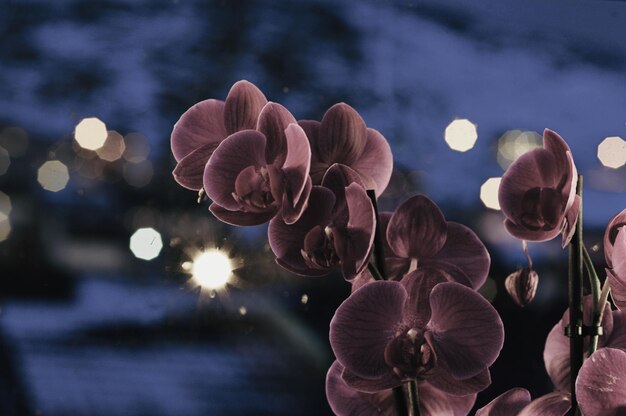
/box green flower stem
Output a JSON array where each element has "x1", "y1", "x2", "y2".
[
  {"x1": 367, "y1": 261, "x2": 383, "y2": 281},
  {"x1": 407, "y1": 381, "x2": 420, "y2": 416},
  {"x1": 582, "y1": 244, "x2": 602, "y2": 355},
  {"x1": 568, "y1": 175, "x2": 584, "y2": 416}
]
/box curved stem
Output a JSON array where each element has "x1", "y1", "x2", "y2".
[
  {"x1": 367, "y1": 261, "x2": 383, "y2": 281},
  {"x1": 582, "y1": 244, "x2": 602, "y2": 355}
]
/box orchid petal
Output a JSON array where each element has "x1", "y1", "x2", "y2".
[
  {"x1": 418, "y1": 382, "x2": 477, "y2": 416},
  {"x1": 576, "y1": 348, "x2": 626, "y2": 416},
  {"x1": 298, "y1": 119, "x2": 327, "y2": 184},
  {"x1": 428, "y1": 282, "x2": 504, "y2": 379},
  {"x1": 330, "y1": 281, "x2": 406, "y2": 379},
  {"x1": 387, "y1": 195, "x2": 448, "y2": 259},
  {"x1": 341, "y1": 367, "x2": 401, "y2": 393},
  {"x1": 281, "y1": 177, "x2": 312, "y2": 225},
  {"x1": 430, "y1": 221, "x2": 490, "y2": 289},
  {"x1": 335, "y1": 183, "x2": 375, "y2": 280},
  {"x1": 400, "y1": 269, "x2": 447, "y2": 328},
  {"x1": 561, "y1": 195, "x2": 581, "y2": 247},
  {"x1": 257, "y1": 102, "x2": 297, "y2": 164},
  {"x1": 318, "y1": 103, "x2": 367, "y2": 166},
  {"x1": 607, "y1": 310, "x2": 626, "y2": 350},
  {"x1": 517, "y1": 392, "x2": 570, "y2": 416},
  {"x1": 268, "y1": 186, "x2": 335, "y2": 276},
  {"x1": 282, "y1": 123, "x2": 312, "y2": 207},
  {"x1": 610, "y1": 227, "x2": 626, "y2": 311},
  {"x1": 223, "y1": 80, "x2": 267, "y2": 135},
  {"x1": 326, "y1": 361, "x2": 395, "y2": 416},
  {"x1": 172, "y1": 142, "x2": 220, "y2": 190},
  {"x1": 349, "y1": 128, "x2": 393, "y2": 197},
  {"x1": 476, "y1": 387, "x2": 531, "y2": 416},
  {"x1": 203, "y1": 130, "x2": 267, "y2": 211},
  {"x1": 171, "y1": 99, "x2": 227, "y2": 162},
  {"x1": 427, "y1": 367, "x2": 491, "y2": 396},
  {"x1": 604, "y1": 209, "x2": 626, "y2": 268},
  {"x1": 209, "y1": 203, "x2": 276, "y2": 226},
  {"x1": 321, "y1": 164, "x2": 365, "y2": 225}
]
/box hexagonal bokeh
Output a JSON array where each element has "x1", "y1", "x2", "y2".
[
  {"x1": 444, "y1": 118, "x2": 478, "y2": 152},
  {"x1": 129, "y1": 227, "x2": 163, "y2": 260},
  {"x1": 75, "y1": 117, "x2": 108, "y2": 151},
  {"x1": 0, "y1": 191, "x2": 11, "y2": 215},
  {"x1": 96, "y1": 130, "x2": 126, "y2": 162},
  {"x1": 0, "y1": 146, "x2": 9, "y2": 176},
  {"x1": 0, "y1": 212, "x2": 10, "y2": 242},
  {"x1": 37, "y1": 160, "x2": 70, "y2": 192},
  {"x1": 597, "y1": 136, "x2": 626, "y2": 169},
  {"x1": 480, "y1": 177, "x2": 502, "y2": 210}
]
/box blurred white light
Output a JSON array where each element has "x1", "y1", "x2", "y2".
[
  {"x1": 444, "y1": 119, "x2": 478, "y2": 152},
  {"x1": 497, "y1": 130, "x2": 542, "y2": 169},
  {"x1": 598, "y1": 136, "x2": 626, "y2": 169},
  {"x1": 480, "y1": 177, "x2": 502, "y2": 210},
  {"x1": 239, "y1": 306, "x2": 247, "y2": 315},
  {"x1": 96, "y1": 130, "x2": 126, "y2": 162},
  {"x1": 37, "y1": 160, "x2": 69, "y2": 192},
  {"x1": 191, "y1": 250, "x2": 232, "y2": 289},
  {"x1": 75, "y1": 117, "x2": 108, "y2": 151},
  {"x1": 0, "y1": 212, "x2": 10, "y2": 242},
  {"x1": 0, "y1": 191, "x2": 10, "y2": 215},
  {"x1": 301, "y1": 294, "x2": 309, "y2": 304},
  {"x1": 0, "y1": 146, "x2": 9, "y2": 176},
  {"x1": 123, "y1": 132, "x2": 150, "y2": 163},
  {"x1": 129, "y1": 227, "x2": 163, "y2": 260}
]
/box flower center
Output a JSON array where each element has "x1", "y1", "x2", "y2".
[
  {"x1": 232, "y1": 165, "x2": 275, "y2": 213},
  {"x1": 384, "y1": 327, "x2": 436, "y2": 381},
  {"x1": 519, "y1": 187, "x2": 564, "y2": 231},
  {"x1": 301, "y1": 225, "x2": 340, "y2": 270}
]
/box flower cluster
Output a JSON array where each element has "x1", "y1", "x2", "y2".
[{"x1": 171, "y1": 80, "x2": 626, "y2": 415}]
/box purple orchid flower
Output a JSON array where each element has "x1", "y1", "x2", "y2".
[
  {"x1": 476, "y1": 388, "x2": 571, "y2": 416},
  {"x1": 369, "y1": 195, "x2": 490, "y2": 289},
  {"x1": 268, "y1": 164, "x2": 375, "y2": 280},
  {"x1": 576, "y1": 348, "x2": 626, "y2": 416},
  {"x1": 479, "y1": 346, "x2": 626, "y2": 416},
  {"x1": 326, "y1": 361, "x2": 476, "y2": 416},
  {"x1": 544, "y1": 297, "x2": 626, "y2": 393},
  {"x1": 329, "y1": 274, "x2": 504, "y2": 398},
  {"x1": 605, "y1": 209, "x2": 626, "y2": 310},
  {"x1": 498, "y1": 129, "x2": 580, "y2": 247},
  {"x1": 298, "y1": 103, "x2": 393, "y2": 197},
  {"x1": 171, "y1": 80, "x2": 267, "y2": 190},
  {"x1": 203, "y1": 102, "x2": 312, "y2": 226}
]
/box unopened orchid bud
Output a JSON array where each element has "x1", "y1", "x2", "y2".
[{"x1": 505, "y1": 268, "x2": 538, "y2": 307}]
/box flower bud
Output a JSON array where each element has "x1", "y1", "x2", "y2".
[{"x1": 505, "y1": 267, "x2": 538, "y2": 307}]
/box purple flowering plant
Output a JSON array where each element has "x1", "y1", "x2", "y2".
[{"x1": 171, "y1": 80, "x2": 626, "y2": 415}]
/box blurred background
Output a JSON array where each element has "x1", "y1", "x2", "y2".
[{"x1": 1, "y1": 0, "x2": 625, "y2": 414}]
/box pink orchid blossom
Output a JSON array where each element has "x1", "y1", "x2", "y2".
[
  {"x1": 171, "y1": 80, "x2": 267, "y2": 190},
  {"x1": 604, "y1": 209, "x2": 626, "y2": 310},
  {"x1": 498, "y1": 129, "x2": 580, "y2": 247},
  {"x1": 298, "y1": 103, "x2": 393, "y2": 197}
]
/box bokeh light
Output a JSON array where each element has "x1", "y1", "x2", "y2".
[
  {"x1": 597, "y1": 136, "x2": 626, "y2": 169},
  {"x1": 123, "y1": 160, "x2": 153, "y2": 188},
  {"x1": 0, "y1": 212, "x2": 10, "y2": 242},
  {"x1": 444, "y1": 118, "x2": 478, "y2": 152},
  {"x1": 0, "y1": 127, "x2": 29, "y2": 157},
  {"x1": 74, "y1": 117, "x2": 108, "y2": 151},
  {"x1": 96, "y1": 130, "x2": 126, "y2": 162},
  {"x1": 123, "y1": 132, "x2": 150, "y2": 163},
  {"x1": 37, "y1": 160, "x2": 70, "y2": 192},
  {"x1": 480, "y1": 177, "x2": 502, "y2": 210},
  {"x1": 0, "y1": 146, "x2": 9, "y2": 175},
  {"x1": 129, "y1": 227, "x2": 163, "y2": 260},
  {"x1": 0, "y1": 191, "x2": 11, "y2": 215},
  {"x1": 191, "y1": 250, "x2": 233, "y2": 289},
  {"x1": 497, "y1": 130, "x2": 542, "y2": 169}
]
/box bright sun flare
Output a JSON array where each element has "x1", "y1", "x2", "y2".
[{"x1": 191, "y1": 250, "x2": 232, "y2": 289}]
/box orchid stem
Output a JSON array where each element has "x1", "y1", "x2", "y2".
[
  {"x1": 582, "y1": 244, "x2": 602, "y2": 356},
  {"x1": 568, "y1": 175, "x2": 584, "y2": 416},
  {"x1": 366, "y1": 189, "x2": 387, "y2": 280},
  {"x1": 367, "y1": 261, "x2": 383, "y2": 281},
  {"x1": 407, "y1": 381, "x2": 420, "y2": 416}
]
